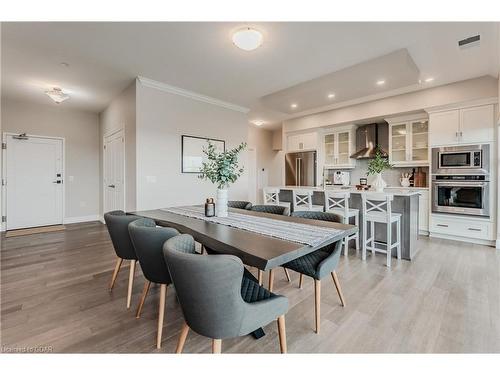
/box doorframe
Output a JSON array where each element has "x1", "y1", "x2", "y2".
[
  {"x1": 1, "y1": 132, "x2": 66, "y2": 232},
  {"x1": 102, "y1": 128, "x2": 126, "y2": 216}
]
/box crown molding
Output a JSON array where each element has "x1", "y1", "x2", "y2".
[{"x1": 136, "y1": 76, "x2": 250, "y2": 114}]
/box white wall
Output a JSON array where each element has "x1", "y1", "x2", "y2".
[
  {"x1": 99, "y1": 81, "x2": 136, "y2": 214},
  {"x1": 135, "y1": 80, "x2": 249, "y2": 210},
  {"x1": 1, "y1": 98, "x2": 100, "y2": 221}
]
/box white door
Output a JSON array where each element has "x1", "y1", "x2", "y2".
[
  {"x1": 103, "y1": 130, "x2": 125, "y2": 213},
  {"x1": 247, "y1": 148, "x2": 257, "y2": 204},
  {"x1": 5, "y1": 134, "x2": 64, "y2": 230}
]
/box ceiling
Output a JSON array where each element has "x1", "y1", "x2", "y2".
[{"x1": 2, "y1": 22, "x2": 499, "y2": 129}]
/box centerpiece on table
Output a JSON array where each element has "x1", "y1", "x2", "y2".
[
  {"x1": 198, "y1": 141, "x2": 247, "y2": 217},
  {"x1": 367, "y1": 146, "x2": 393, "y2": 192}
]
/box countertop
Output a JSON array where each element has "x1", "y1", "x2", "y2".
[{"x1": 274, "y1": 186, "x2": 426, "y2": 197}]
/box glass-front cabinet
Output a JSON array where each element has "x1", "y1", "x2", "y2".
[
  {"x1": 387, "y1": 115, "x2": 429, "y2": 167},
  {"x1": 322, "y1": 125, "x2": 356, "y2": 169}
]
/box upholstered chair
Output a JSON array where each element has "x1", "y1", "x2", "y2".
[
  {"x1": 250, "y1": 204, "x2": 287, "y2": 216},
  {"x1": 128, "y1": 218, "x2": 179, "y2": 349},
  {"x1": 227, "y1": 200, "x2": 252, "y2": 210},
  {"x1": 104, "y1": 210, "x2": 141, "y2": 309},
  {"x1": 282, "y1": 211, "x2": 346, "y2": 334},
  {"x1": 163, "y1": 234, "x2": 289, "y2": 354}
]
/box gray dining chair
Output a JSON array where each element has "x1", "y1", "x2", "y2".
[
  {"x1": 282, "y1": 211, "x2": 346, "y2": 334},
  {"x1": 128, "y1": 218, "x2": 179, "y2": 349},
  {"x1": 250, "y1": 204, "x2": 287, "y2": 216},
  {"x1": 227, "y1": 200, "x2": 252, "y2": 210},
  {"x1": 104, "y1": 210, "x2": 141, "y2": 309},
  {"x1": 163, "y1": 234, "x2": 289, "y2": 354}
]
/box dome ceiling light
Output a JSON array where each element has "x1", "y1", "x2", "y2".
[
  {"x1": 232, "y1": 27, "x2": 263, "y2": 51},
  {"x1": 45, "y1": 87, "x2": 70, "y2": 104}
]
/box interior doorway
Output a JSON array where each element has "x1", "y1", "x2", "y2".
[{"x1": 103, "y1": 129, "x2": 125, "y2": 213}]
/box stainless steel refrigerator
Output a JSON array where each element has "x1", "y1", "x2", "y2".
[{"x1": 285, "y1": 151, "x2": 317, "y2": 186}]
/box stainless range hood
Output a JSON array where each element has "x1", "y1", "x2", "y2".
[{"x1": 350, "y1": 122, "x2": 389, "y2": 159}]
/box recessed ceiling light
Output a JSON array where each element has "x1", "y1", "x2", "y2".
[
  {"x1": 252, "y1": 120, "x2": 265, "y2": 127},
  {"x1": 424, "y1": 77, "x2": 435, "y2": 83},
  {"x1": 376, "y1": 79, "x2": 386, "y2": 86},
  {"x1": 45, "y1": 87, "x2": 69, "y2": 104},
  {"x1": 290, "y1": 103, "x2": 298, "y2": 109},
  {"x1": 60, "y1": 62, "x2": 69, "y2": 68},
  {"x1": 327, "y1": 93, "x2": 336, "y2": 99},
  {"x1": 232, "y1": 27, "x2": 263, "y2": 51}
]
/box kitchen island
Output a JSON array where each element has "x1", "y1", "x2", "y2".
[{"x1": 274, "y1": 186, "x2": 423, "y2": 260}]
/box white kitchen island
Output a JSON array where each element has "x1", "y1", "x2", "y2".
[{"x1": 274, "y1": 186, "x2": 423, "y2": 260}]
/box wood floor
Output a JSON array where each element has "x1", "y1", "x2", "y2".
[{"x1": 1, "y1": 221, "x2": 499, "y2": 353}]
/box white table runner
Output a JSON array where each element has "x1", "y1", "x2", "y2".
[{"x1": 161, "y1": 206, "x2": 342, "y2": 247}]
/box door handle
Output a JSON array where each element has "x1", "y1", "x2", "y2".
[
  {"x1": 52, "y1": 180, "x2": 62, "y2": 184},
  {"x1": 108, "y1": 184, "x2": 116, "y2": 188},
  {"x1": 436, "y1": 224, "x2": 448, "y2": 227}
]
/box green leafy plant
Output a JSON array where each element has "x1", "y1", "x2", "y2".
[
  {"x1": 367, "y1": 146, "x2": 393, "y2": 175},
  {"x1": 198, "y1": 141, "x2": 247, "y2": 189}
]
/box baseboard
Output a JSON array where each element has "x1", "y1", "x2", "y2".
[
  {"x1": 429, "y1": 232, "x2": 496, "y2": 247},
  {"x1": 63, "y1": 215, "x2": 101, "y2": 224}
]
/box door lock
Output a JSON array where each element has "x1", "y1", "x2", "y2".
[
  {"x1": 108, "y1": 184, "x2": 116, "y2": 188},
  {"x1": 53, "y1": 180, "x2": 62, "y2": 184}
]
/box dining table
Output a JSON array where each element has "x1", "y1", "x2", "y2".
[{"x1": 133, "y1": 206, "x2": 357, "y2": 338}]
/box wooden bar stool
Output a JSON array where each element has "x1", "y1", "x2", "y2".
[
  {"x1": 361, "y1": 193, "x2": 401, "y2": 267},
  {"x1": 324, "y1": 190, "x2": 359, "y2": 256}
]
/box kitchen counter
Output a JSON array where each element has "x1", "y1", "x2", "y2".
[{"x1": 274, "y1": 186, "x2": 422, "y2": 260}]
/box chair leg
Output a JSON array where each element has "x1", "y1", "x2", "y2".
[
  {"x1": 370, "y1": 221, "x2": 375, "y2": 255},
  {"x1": 156, "y1": 284, "x2": 167, "y2": 349},
  {"x1": 136, "y1": 280, "x2": 151, "y2": 318},
  {"x1": 258, "y1": 270, "x2": 263, "y2": 285},
  {"x1": 386, "y1": 222, "x2": 391, "y2": 268},
  {"x1": 126, "y1": 260, "x2": 136, "y2": 309},
  {"x1": 331, "y1": 271, "x2": 346, "y2": 307},
  {"x1": 109, "y1": 258, "x2": 123, "y2": 291},
  {"x1": 355, "y1": 214, "x2": 360, "y2": 250},
  {"x1": 314, "y1": 279, "x2": 321, "y2": 334},
  {"x1": 268, "y1": 269, "x2": 275, "y2": 292},
  {"x1": 277, "y1": 315, "x2": 287, "y2": 354},
  {"x1": 299, "y1": 274, "x2": 304, "y2": 289},
  {"x1": 283, "y1": 267, "x2": 291, "y2": 283},
  {"x1": 362, "y1": 218, "x2": 367, "y2": 261},
  {"x1": 212, "y1": 339, "x2": 222, "y2": 354},
  {"x1": 397, "y1": 219, "x2": 402, "y2": 260},
  {"x1": 200, "y1": 245, "x2": 206, "y2": 255},
  {"x1": 175, "y1": 321, "x2": 190, "y2": 353}
]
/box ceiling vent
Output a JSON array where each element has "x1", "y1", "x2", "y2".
[{"x1": 458, "y1": 34, "x2": 480, "y2": 49}]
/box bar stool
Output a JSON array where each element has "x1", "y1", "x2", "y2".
[
  {"x1": 292, "y1": 189, "x2": 323, "y2": 212},
  {"x1": 263, "y1": 187, "x2": 291, "y2": 215},
  {"x1": 324, "y1": 191, "x2": 359, "y2": 256},
  {"x1": 361, "y1": 193, "x2": 401, "y2": 268}
]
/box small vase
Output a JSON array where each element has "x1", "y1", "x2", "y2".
[
  {"x1": 216, "y1": 188, "x2": 228, "y2": 217},
  {"x1": 372, "y1": 172, "x2": 387, "y2": 192}
]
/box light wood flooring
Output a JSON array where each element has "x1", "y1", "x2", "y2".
[{"x1": 1, "y1": 222, "x2": 499, "y2": 353}]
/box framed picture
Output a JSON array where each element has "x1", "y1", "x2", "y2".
[{"x1": 181, "y1": 135, "x2": 225, "y2": 173}]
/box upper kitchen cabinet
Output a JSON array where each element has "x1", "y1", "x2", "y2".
[
  {"x1": 386, "y1": 114, "x2": 429, "y2": 167},
  {"x1": 286, "y1": 131, "x2": 318, "y2": 152},
  {"x1": 428, "y1": 103, "x2": 496, "y2": 146},
  {"x1": 322, "y1": 124, "x2": 356, "y2": 169}
]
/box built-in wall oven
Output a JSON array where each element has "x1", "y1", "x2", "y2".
[{"x1": 431, "y1": 144, "x2": 490, "y2": 218}]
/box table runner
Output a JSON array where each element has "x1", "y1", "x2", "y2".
[{"x1": 161, "y1": 206, "x2": 342, "y2": 247}]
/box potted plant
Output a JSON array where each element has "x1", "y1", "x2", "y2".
[
  {"x1": 198, "y1": 141, "x2": 247, "y2": 217},
  {"x1": 367, "y1": 146, "x2": 393, "y2": 192}
]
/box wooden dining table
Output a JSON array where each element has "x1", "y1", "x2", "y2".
[
  {"x1": 133, "y1": 206, "x2": 357, "y2": 272},
  {"x1": 133, "y1": 206, "x2": 357, "y2": 339}
]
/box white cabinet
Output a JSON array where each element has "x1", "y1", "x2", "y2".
[
  {"x1": 287, "y1": 132, "x2": 317, "y2": 152},
  {"x1": 430, "y1": 214, "x2": 494, "y2": 242},
  {"x1": 386, "y1": 115, "x2": 429, "y2": 166},
  {"x1": 322, "y1": 125, "x2": 356, "y2": 169},
  {"x1": 428, "y1": 104, "x2": 495, "y2": 146}
]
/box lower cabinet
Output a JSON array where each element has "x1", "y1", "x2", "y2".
[
  {"x1": 418, "y1": 190, "x2": 429, "y2": 234},
  {"x1": 430, "y1": 214, "x2": 494, "y2": 242}
]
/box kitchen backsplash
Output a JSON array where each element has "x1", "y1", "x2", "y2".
[{"x1": 324, "y1": 160, "x2": 429, "y2": 187}]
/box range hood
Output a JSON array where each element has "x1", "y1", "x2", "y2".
[{"x1": 350, "y1": 122, "x2": 389, "y2": 159}]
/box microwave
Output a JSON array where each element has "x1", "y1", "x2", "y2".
[{"x1": 431, "y1": 144, "x2": 489, "y2": 176}]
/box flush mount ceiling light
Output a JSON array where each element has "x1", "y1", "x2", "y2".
[
  {"x1": 290, "y1": 103, "x2": 298, "y2": 109},
  {"x1": 45, "y1": 87, "x2": 70, "y2": 104},
  {"x1": 376, "y1": 79, "x2": 386, "y2": 86},
  {"x1": 424, "y1": 77, "x2": 435, "y2": 83},
  {"x1": 232, "y1": 27, "x2": 263, "y2": 51},
  {"x1": 327, "y1": 93, "x2": 336, "y2": 99},
  {"x1": 252, "y1": 120, "x2": 265, "y2": 127}
]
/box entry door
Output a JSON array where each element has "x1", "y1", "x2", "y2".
[
  {"x1": 5, "y1": 134, "x2": 64, "y2": 230},
  {"x1": 103, "y1": 130, "x2": 125, "y2": 213}
]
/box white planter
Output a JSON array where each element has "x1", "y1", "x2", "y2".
[
  {"x1": 216, "y1": 188, "x2": 228, "y2": 217},
  {"x1": 372, "y1": 172, "x2": 387, "y2": 192}
]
